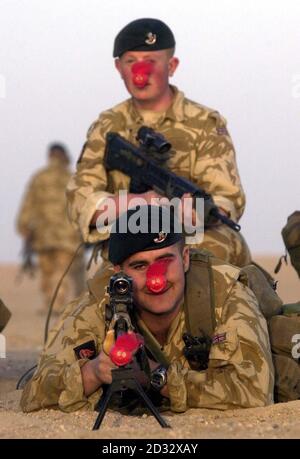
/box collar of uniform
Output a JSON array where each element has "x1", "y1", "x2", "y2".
[
  {"x1": 127, "y1": 99, "x2": 143, "y2": 125},
  {"x1": 136, "y1": 302, "x2": 184, "y2": 349},
  {"x1": 164, "y1": 85, "x2": 186, "y2": 122},
  {"x1": 126, "y1": 85, "x2": 186, "y2": 128}
]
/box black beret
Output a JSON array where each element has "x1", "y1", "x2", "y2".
[
  {"x1": 113, "y1": 18, "x2": 175, "y2": 58},
  {"x1": 109, "y1": 205, "x2": 183, "y2": 265}
]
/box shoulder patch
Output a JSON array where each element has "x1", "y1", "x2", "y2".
[{"x1": 74, "y1": 340, "x2": 97, "y2": 360}]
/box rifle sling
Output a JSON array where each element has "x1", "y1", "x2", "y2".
[
  {"x1": 184, "y1": 250, "x2": 216, "y2": 338},
  {"x1": 135, "y1": 320, "x2": 170, "y2": 368}
]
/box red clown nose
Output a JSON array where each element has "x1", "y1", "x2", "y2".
[
  {"x1": 131, "y1": 61, "x2": 154, "y2": 88},
  {"x1": 146, "y1": 258, "x2": 172, "y2": 293},
  {"x1": 110, "y1": 332, "x2": 144, "y2": 366}
]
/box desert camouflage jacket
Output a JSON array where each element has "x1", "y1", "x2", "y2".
[
  {"x1": 20, "y1": 253, "x2": 274, "y2": 413},
  {"x1": 66, "y1": 86, "x2": 246, "y2": 245},
  {"x1": 17, "y1": 157, "x2": 82, "y2": 252}
]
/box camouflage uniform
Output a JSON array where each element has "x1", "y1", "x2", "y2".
[
  {"x1": 67, "y1": 86, "x2": 251, "y2": 266},
  {"x1": 20, "y1": 252, "x2": 274, "y2": 413},
  {"x1": 17, "y1": 157, "x2": 85, "y2": 313}
]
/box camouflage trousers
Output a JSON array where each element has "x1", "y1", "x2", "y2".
[{"x1": 38, "y1": 249, "x2": 86, "y2": 314}]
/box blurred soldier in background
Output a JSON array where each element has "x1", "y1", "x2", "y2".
[{"x1": 16, "y1": 143, "x2": 85, "y2": 314}]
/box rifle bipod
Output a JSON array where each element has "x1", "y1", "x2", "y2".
[{"x1": 92, "y1": 365, "x2": 171, "y2": 429}]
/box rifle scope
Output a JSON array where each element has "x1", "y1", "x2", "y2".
[{"x1": 137, "y1": 126, "x2": 171, "y2": 154}]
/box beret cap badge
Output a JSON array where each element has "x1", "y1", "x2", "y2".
[
  {"x1": 154, "y1": 231, "x2": 167, "y2": 243},
  {"x1": 145, "y1": 32, "x2": 157, "y2": 45}
]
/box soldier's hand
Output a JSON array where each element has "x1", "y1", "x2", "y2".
[
  {"x1": 181, "y1": 194, "x2": 229, "y2": 228},
  {"x1": 137, "y1": 190, "x2": 165, "y2": 205},
  {"x1": 181, "y1": 193, "x2": 198, "y2": 227},
  {"x1": 91, "y1": 350, "x2": 117, "y2": 385},
  {"x1": 90, "y1": 190, "x2": 165, "y2": 228},
  {"x1": 81, "y1": 351, "x2": 117, "y2": 396}
]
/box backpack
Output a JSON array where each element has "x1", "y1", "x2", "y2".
[
  {"x1": 275, "y1": 211, "x2": 300, "y2": 278},
  {"x1": 183, "y1": 252, "x2": 300, "y2": 403},
  {"x1": 268, "y1": 303, "x2": 300, "y2": 401},
  {"x1": 241, "y1": 267, "x2": 300, "y2": 402}
]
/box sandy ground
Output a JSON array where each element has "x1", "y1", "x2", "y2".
[{"x1": 0, "y1": 257, "x2": 299, "y2": 439}]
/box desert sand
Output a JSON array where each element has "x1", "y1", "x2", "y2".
[{"x1": 0, "y1": 257, "x2": 299, "y2": 439}]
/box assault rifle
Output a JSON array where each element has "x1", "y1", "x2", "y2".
[
  {"x1": 93, "y1": 272, "x2": 170, "y2": 429},
  {"x1": 104, "y1": 126, "x2": 241, "y2": 232},
  {"x1": 16, "y1": 233, "x2": 37, "y2": 282}
]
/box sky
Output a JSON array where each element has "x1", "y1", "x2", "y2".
[{"x1": 0, "y1": 0, "x2": 300, "y2": 262}]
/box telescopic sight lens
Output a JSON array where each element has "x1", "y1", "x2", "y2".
[{"x1": 114, "y1": 279, "x2": 129, "y2": 295}]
